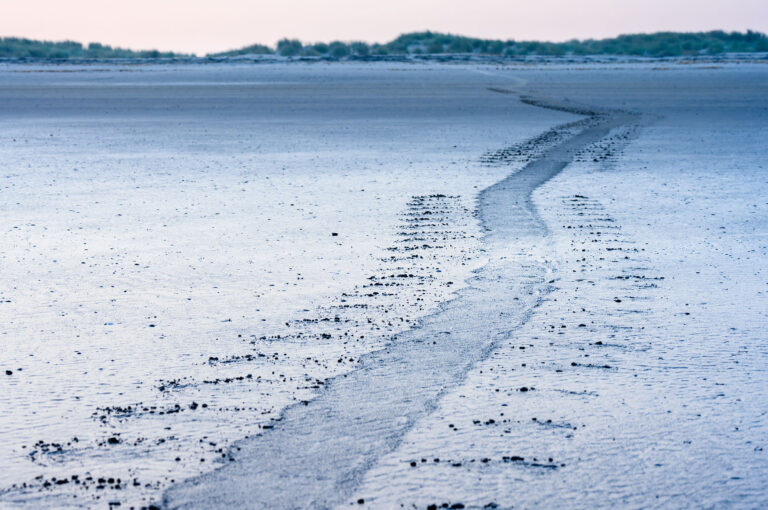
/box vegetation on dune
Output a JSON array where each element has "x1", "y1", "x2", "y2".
[
  {"x1": 213, "y1": 30, "x2": 768, "y2": 58},
  {"x1": 276, "y1": 38, "x2": 303, "y2": 57},
  {"x1": 213, "y1": 43, "x2": 272, "y2": 57},
  {"x1": 0, "y1": 37, "x2": 184, "y2": 59},
  {"x1": 2, "y1": 30, "x2": 767, "y2": 60}
]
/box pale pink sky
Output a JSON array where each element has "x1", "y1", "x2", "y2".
[{"x1": 2, "y1": 0, "x2": 767, "y2": 55}]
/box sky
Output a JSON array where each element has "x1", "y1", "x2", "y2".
[{"x1": 2, "y1": 0, "x2": 767, "y2": 55}]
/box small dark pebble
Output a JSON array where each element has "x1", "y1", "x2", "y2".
[
  {"x1": 357, "y1": 499, "x2": 365, "y2": 505},
  {"x1": 5, "y1": 370, "x2": 12, "y2": 375}
]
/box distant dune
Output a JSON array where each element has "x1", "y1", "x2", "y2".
[
  {"x1": 0, "y1": 37, "x2": 186, "y2": 59},
  {"x1": 214, "y1": 30, "x2": 768, "y2": 58},
  {"x1": 2, "y1": 30, "x2": 767, "y2": 60}
]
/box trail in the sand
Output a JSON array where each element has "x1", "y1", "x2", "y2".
[{"x1": 163, "y1": 94, "x2": 636, "y2": 509}]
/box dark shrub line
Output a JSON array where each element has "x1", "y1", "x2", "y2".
[
  {"x1": 3, "y1": 30, "x2": 767, "y2": 60},
  {"x1": 213, "y1": 30, "x2": 768, "y2": 58}
]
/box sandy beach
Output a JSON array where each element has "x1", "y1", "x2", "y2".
[{"x1": 1, "y1": 60, "x2": 767, "y2": 509}]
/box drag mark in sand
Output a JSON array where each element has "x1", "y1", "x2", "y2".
[{"x1": 162, "y1": 96, "x2": 639, "y2": 509}]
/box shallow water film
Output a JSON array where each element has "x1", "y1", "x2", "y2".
[{"x1": 1, "y1": 61, "x2": 767, "y2": 509}]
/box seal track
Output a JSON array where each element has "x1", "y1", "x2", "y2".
[{"x1": 162, "y1": 95, "x2": 638, "y2": 510}]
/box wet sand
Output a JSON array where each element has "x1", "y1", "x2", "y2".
[
  {"x1": 341, "y1": 67, "x2": 768, "y2": 508},
  {"x1": 0, "y1": 63, "x2": 564, "y2": 508},
  {"x1": 163, "y1": 98, "x2": 638, "y2": 509},
  {"x1": 1, "y1": 62, "x2": 767, "y2": 509}
]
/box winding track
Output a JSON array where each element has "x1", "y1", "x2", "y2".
[{"x1": 163, "y1": 93, "x2": 637, "y2": 510}]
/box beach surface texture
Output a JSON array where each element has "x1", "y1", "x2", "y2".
[{"x1": 0, "y1": 61, "x2": 766, "y2": 509}]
